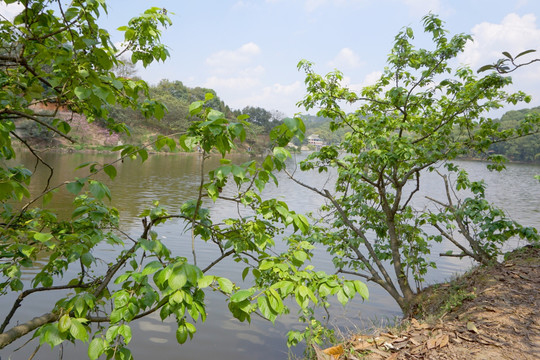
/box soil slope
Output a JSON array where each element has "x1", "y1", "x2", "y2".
[{"x1": 319, "y1": 245, "x2": 540, "y2": 360}]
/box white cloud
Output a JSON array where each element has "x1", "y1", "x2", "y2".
[
  {"x1": 203, "y1": 43, "x2": 271, "y2": 109},
  {"x1": 460, "y1": 13, "x2": 540, "y2": 113},
  {"x1": 204, "y1": 66, "x2": 265, "y2": 90},
  {"x1": 339, "y1": 71, "x2": 382, "y2": 94},
  {"x1": 460, "y1": 13, "x2": 540, "y2": 69},
  {"x1": 0, "y1": 2, "x2": 24, "y2": 21},
  {"x1": 239, "y1": 81, "x2": 304, "y2": 114},
  {"x1": 205, "y1": 76, "x2": 260, "y2": 90},
  {"x1": 205, "y1": 42, "x2": 261, "y2": 74},
  {"x1": 328, "y1": 48, "x2": 363, "y2": 69}
]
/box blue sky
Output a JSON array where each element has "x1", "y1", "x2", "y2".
[{"x1": 3, "y1": 0, "x2": 540, "y2": 116}]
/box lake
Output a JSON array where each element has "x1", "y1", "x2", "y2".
[{"x1": 1, "y1": 151, "x2": 539, "y2": 359}]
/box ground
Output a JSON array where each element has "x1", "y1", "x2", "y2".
[{"x1": 316, "y1": 245, "x2": 540, "y2": 360}]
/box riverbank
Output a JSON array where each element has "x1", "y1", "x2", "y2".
[{"x1": 318, "y1": 245, "x2": 540, "y2": 360}]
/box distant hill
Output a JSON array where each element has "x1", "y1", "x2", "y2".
[{"x1": 489, "y1": 106, "x2": 540, "y2": 162}]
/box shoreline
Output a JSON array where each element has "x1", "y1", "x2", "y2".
[{"x1": 319, "y1": 245, "x2": 540, "y2": 359}]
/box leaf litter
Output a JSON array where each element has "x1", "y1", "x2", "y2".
[{"x1": 317, "y1": 245, "x2": 540, "y2": 360}]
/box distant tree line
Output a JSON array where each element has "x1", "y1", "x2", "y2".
[
  {"x1": 108, "y1": 79, "x2": 233, "y2": 135},
  {"x1": 109, "y1": 64, "x2": 540, "y2": 160},
  {"x1": 489, "y1": 106, "x2": 540, "y2": 162},
  {"x1": 107, "y1": 76, "x2": 287, "y2": 150}
]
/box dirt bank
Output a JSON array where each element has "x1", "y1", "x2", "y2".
[{"x1": 318, "y1": 245, "x2": 540, "y2": 360}]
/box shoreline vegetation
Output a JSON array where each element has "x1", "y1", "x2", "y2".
[
  {"x1": 16, "y1": 105, "x2": 540, "y2": 164},
  {"x1": 3, "y1": 5, "x2": 539, "y2": 359},
  {"x1": 316, "y1": 245, "x2": 540, "y2": 360}
]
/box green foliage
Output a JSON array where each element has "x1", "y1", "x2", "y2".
[
  {"x1": 107, "y1": 80, "x2": 236, "y2": 146},
  {"x1": 293, "y1": 14, "x2": 540, "y2": 313},
  {"x1": 0, "y1": 2, "x2": 367, "y2": 357},
  {"x1": 478, "y1": 49, "x2": 538, "y2": 74},
  {"x1": 234, "y1": 106, "x2": 281, "y2": 133},
  {"x1": 488, "y1": 107, "x2": 540, "y2": 162},
  {"x1": 298, "y1": 114, "x2": 349, "y2": 145}
]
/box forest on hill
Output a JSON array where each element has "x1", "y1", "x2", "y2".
[
  {"x1": 489, "y1": 106, "x2": 540, "y2": 162},
  {"x1": 18, "y1": 69, "x2": 540, "y2": 162}
]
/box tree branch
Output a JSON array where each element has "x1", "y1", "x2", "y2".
[
  {"x1": 0, "y1": 283, "x2": 93, "y2": 334},
  {"x1": 6, "y1": 110, "x2": 75, "y2": 143},
  {"x1": 0, "y1": 313, "x2": 58, "y2": 350},
  {"x1": 10, "y1": 131, "x2": 54, "y2": 193}
]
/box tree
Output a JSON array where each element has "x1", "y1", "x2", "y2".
[
  {"x1": 489, "y1": 107, "x2": 540, "y2": 162},
  {"x1": 113, "y1": 58, "x2": 139, "y2": 79},
  {"x1": 238, "y1": 106, "x2": 275, "y2": 132},
  {"x1": 290, "y1": 14, "x2": 540, "y2": 313},
  {"x1": 0, "y1": 1, "x2": 366, "y2": 357}
]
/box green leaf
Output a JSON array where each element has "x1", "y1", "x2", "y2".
[
  {"x1": 502, "y1": 51, "x2": 513, "y2": 60},
  {"x1": 185, "y1": 322, "x2": 197, "y2": 334},
  {"x1": 88, "y1": 338, "x2": 106, "y2": 360},
  {"x1": 293, "y1": 250, "x2": 307, "y2": 263},
  {"x1": 58, "y1": 314, "x2": 71, "y2": 333},
  {"x1": 74, "y1": 86, "x2": 92, "y2": 100},
  {"x1": 515, "y1": 49, "x2": 536, "y2": 59},
  {"x1": 69, "y1": 319, "x2": 88, "y2": 342},
  {"x1": 189, "y1": 101, "x2": 204, "y2": 116},
  {"x1": 241, "y1": 267, "x2": 250, "y2": 281},
  {"x1": 103, "y1": 165, "x2": 117, "y2": 180},
  {"x1": 106, "y1": 325, "x2": 119, "y2": 342},
  {"x1": 89, "y1": 181, "x2": 111, "y2": 201},
  {"x1": 217, "y1": 277, "x2": 233, "y2": 294},
  {"x1": 138, "y1": 148, "x2": 149, "y2": 162},
  {"x1": 477, "y1": 65, "x2": 494, "y2": 73},
  {"x1": 176, "y1": 326, "x2": 188, "y2": 344},
  {"x1": 42, "y1": 191, "x2": 54, "y2": 206},
  {"x1": 81, "y1": 252, "x2": 94, "y2": 267},
  {"x1": 142, "y1": 261, "x2": 163, "y2": 276},
  {"x1": 337, "y1": 289, "x2": 348, "y2": 306},
  {"x1": 118, "y1": 324, "x2": 132, "y2": 344},
  {"x1": 197, "y1": 275, "x2": 214, "y2": 288},
  {"x1": 231, "y1": 289, "x2": 252, "y2": 303},
  {"x1": 66, "y1": 180, "x2": 85, "y2": 195},
  {"x1": 259, "y1": 260, "x2": 274, "y2": 271},
  {"x1": 257, "y1": 296, "x2": 277, "y2": 322},
  {"x1": 169, "y1": 266, "x2": 187, "y2": 290},
  {"x1": 57, "y1": 121, "x2": 71, "y2": 134},
  {"x1": 34, "y1": 232, "x2": 53, "y2": 242},
  {"x1": 40, "y1": 324, "x2": 64, "y2": 348},
  {"x1": 319, "y1": 283, "x2": 332, "y2": 297}
]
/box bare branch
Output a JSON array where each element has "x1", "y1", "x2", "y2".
[
  {"x1": 202, "y1": 250, "x2": 235, "y2": 273},
  {"x1": 0, "y1": 283, "x2": 93, "y2": 334},
  {"x1": 7, "y1": 110, "x2": 75, "y2": 143},
  {"x1": 0, "y1": 313, "x2": 58, "y2": 350},
  {"x1": 10, "y1": 131, "x2": 54, "y2": 192}
]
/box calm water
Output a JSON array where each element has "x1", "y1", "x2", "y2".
[{"x1": 1, "y1": 151, "x2": 539, "y2": 359}]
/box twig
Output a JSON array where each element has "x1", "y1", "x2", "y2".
[
  {"x1": 202, "y1": 250, "x2": 235, "y2": 273},
  {"x1": 10, "y1": 131, "x2": 54, "y2": 192},
  {"x1": 0, "y1": 283, "x2": 93, "y2": 333},
  {"x1": 7, "y1": 110, "x2": 75, "y2": 143},
  {"x1": 191, "y1": 151, "x2": 207, "y2": 266}
]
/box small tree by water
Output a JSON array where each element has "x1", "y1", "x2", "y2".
[{"x1": 291, "y1": 14, "x2": 540, "y2": 313}]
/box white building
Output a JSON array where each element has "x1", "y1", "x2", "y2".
[{"x1": 307, "y1": 134, "x2": 325, "y2": 149}]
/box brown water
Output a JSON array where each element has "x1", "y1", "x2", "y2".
[{"x1": 1, "y1": 152, "x2": 539, "y2": 359}]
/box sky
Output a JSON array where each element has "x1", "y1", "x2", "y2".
[{"x1": 2, "y1": 0, "x2": 540, "y2": 117}]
